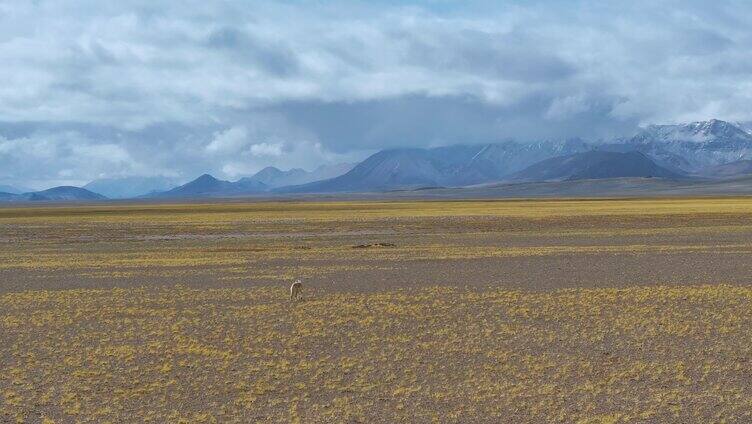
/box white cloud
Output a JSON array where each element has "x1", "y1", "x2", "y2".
[
  {"x1": 205, "y1": 126, "x2": 248, "y2": 154},
  {"x1": 219, "y1": 139, "x2": 362, "y2": 179},
  {"x1": 0, "y1": 131, "x2": 135, "y2": 189},
  {"x1": 545, "y1": 94, "x2": 591, "y2": 121},
  {"x1": 2, "y1": 1, "x2": 752, "y2": 187},
  {"x1": 249, "y1": 142, "x2": 283, "y2": 157},
  {"x1": 2, "y1": 0, "x2": 750, "y2": 129}
]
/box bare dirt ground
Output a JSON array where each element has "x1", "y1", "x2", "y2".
[{"x1": 3, "y1": 198, "x2": 752, "y2": 422}]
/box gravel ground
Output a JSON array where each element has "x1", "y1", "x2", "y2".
[{"x1": 3, "y1": 198, "x2": 752, "y2": 422}]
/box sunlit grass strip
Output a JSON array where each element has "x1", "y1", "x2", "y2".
[
  {"x1": 2, "y1": 242, "x2": 752, "y2": 270},
  {"x1": 4, "y1": 197, "x2": 752, "y2": 224}
]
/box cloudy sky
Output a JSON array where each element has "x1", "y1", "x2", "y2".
[{"x1": 2, "y1": 0, "x2": 752, "y2": 189}]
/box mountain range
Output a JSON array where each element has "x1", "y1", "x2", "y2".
[
  {"x1": 5, "y1": 119, "x2": 752, "y2": 201},
  {"x1": 276, "y1": 140, "x2": 592, "y2": 193},
  {"x1": 279, "y1": 119, "x2": 752, "y2": 193},
  {"x1": 245, "y1": 163, "x2": 355, "y2": 188},
  {"x1": 152, "y1": 174, "x2": 268, "y2": 198},
  {"x1": 147, "y1": 163, "x2": 356, "y2": 198},
  {"x1": 601, "y1": 119, "x2": 752, "y2": 173}
]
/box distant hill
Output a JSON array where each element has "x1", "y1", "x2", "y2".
[
  {"x1": 148, "y1": 164, "x2": 354, "y2": 198},
  {"x1": 310, "y1": 163, "x2": 357, "y2": 181},
  {"x1": 0, "y1": 191, "x2": 19, "y2": 201},
  {"x1": 151, "y1": 174, "x2": 267, "y2": 198},
  {"x1": 0, "y1": 186, "x2": 107, "y2": 202},
  {"x1": 509, "y1": 151, "x2": 681, "y2": 182},
  {"x1": 27, "y1": 186, "x2": 107, "y2": 201},
  {"x1": 240, "y1": 163, "x2": 354, "y2": 189},
  {"x1": 84, "y1": 176, "x2": 179, "y2": 198},
  {"x1": 373, "y1": 174, "x2": 752, "y2": 200},
  {"x1": 697, "y1": 159, "x2": 752, "y2": 179},
  {"x1": 278, "y1": 147, "x2": 473, "y2": 193},
  {"x1": 245, "y1": 167, "x2": 309, "y2": 188}
]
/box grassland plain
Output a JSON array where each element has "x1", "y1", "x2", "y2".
[{"x1": 3, "y1": 198, "x2": 752, "y2": 422}]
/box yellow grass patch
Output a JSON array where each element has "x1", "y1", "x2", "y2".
[{"x1": 3, "y1": 284, "x2": 752, "y2": 422}]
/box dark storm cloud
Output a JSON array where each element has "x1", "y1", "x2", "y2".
[
  {"x1": 1, "y1": 0, "x2": 752, "y2": 188},
  {"x1": 206, "y1": 26, "x2": 300, "y2": 77},
  {"x1": 271, "y1": 93, "x2": 636, "y2": 153},
  {"x1": 401, "y1": 28, "x2": 576, "y2": 83}
]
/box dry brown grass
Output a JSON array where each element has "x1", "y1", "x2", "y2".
[
  {"x1": 3, "y1": 284, "x2": 752, "y2": 422},
  {"x1": 3, "y1": 198, "x2": 752, "y2": 422}
]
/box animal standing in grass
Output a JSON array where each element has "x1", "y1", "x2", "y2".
[{"x1": 290, "y1": 280, "x2": 303, "y2": 301}]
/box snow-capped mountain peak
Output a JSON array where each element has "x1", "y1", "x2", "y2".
[
  {"x1": 735, "y1": 121, "x2": 752, "y2": 135},
  {"x1": 639, "y1": 119, "x2": 751, "y2": 144},
  {"x1": 624, "y1": 120, "x2": 752, "y2": 172}
]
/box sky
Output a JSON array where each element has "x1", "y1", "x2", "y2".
[{"x1": 2, "y1": 0, "x2": 752, "y2": 189}]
